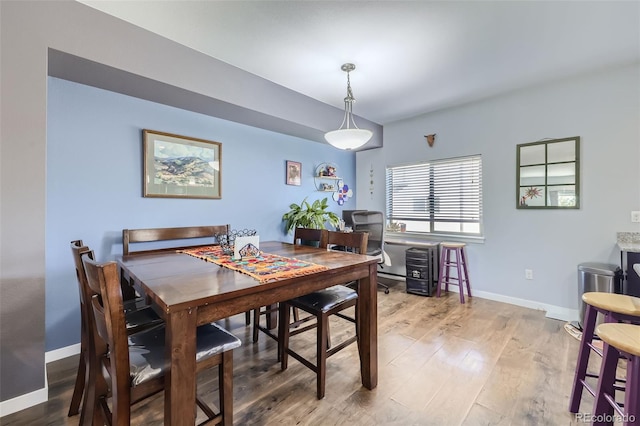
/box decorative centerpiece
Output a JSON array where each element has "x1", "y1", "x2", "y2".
[{"x1": 215, "y1": 229, "x2": 258, "y2": 255}]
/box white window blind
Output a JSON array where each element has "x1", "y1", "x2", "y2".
[{"x1": 385, "y1": 155, "x2": 483, "y2": 236}]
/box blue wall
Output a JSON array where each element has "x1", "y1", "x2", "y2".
[{"x1": 45, "y1": 77, "x2": 357, "y2": 351}]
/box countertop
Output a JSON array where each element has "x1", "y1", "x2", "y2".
[{"x1": 617, "y1": 232, "x2": 640, "y2": 253}]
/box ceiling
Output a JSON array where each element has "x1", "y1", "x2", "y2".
[{"x1": 78, "y1": 1, "x2": 639, "y2": 125}]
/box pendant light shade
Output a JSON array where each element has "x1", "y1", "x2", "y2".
[
  {"x1": 324, "y1": 128, "x2": 373, "y2": 150},
  {"x1": 324, "y1": 63, "x2": 372, "y2": 150}
]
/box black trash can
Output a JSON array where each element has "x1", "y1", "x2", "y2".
[{"x1": 577, "y1": 262, "x2": 622, "y2": 328}]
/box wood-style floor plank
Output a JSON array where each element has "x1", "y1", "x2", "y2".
[{"x1": 2, "y1": 278, "x2": 587, "y2": 425}]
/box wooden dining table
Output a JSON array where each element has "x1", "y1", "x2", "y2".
[{"x1": 117, "y1": 240, "x2": 379, "y2": 425}]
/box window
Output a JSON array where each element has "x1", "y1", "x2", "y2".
[{"x1": 385, "y1": 155, "x2": 483, "y2": 237}]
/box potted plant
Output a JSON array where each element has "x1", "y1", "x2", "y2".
[{"x1": 282, "y1": 197, "x2": 340, "y2": 234}]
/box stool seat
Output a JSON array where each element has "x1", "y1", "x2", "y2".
[
  {"x1": 596, "y1": 323, "x2": 640, "y2": 357},
  {"x1": 440, "y1": 242, "x2": 466, "y2": 248},
  {"x1": 583, "y1": 292, "x2": 640, "y2": 317}
]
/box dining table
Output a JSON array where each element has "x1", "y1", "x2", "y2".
[{"x1": 117, "y1": 240, "x2": 379, "y2": 425}]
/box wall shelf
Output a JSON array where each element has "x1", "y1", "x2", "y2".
[{"x1": 314, "y1": 163, "x2": 341, "y2": 192}]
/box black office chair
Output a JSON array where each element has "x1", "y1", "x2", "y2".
[{"x1": 351, "y1": 211, "x2": 390, "y2": 294}]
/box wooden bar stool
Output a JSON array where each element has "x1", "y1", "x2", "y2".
[
  {"x1": 436, "y1": 242, "x2": 471, "y2": 303},
  {"x1": 592, "y1": 323, "x2": 640, "y2": 425},
  {"x1": 569, "y1": 292, "x2": 640, "y2": 414}
]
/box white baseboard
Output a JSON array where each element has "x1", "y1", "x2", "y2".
[
  {"x1": 0, "y1": 386, "x2": 47, "y2": 418},
  {"x1": 470, "y1": 288, "x2": 579, "y2": 322},
  {"x1": 45, "y1": 342, "x2": 81, "y2": 364},
  {"x1": 379, "y1": 273, "x2": 579, "y2": 322},
  {"x1": 0, "y1": 343, "x2": 81, "y2": 418}
]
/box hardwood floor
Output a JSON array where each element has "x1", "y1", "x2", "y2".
[{"x1": 3, "y1": 278, "x2": 595, "y2": 425}]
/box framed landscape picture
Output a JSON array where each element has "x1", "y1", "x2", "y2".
[
  {"x1": 286, "y1": 160, "x2": 301, "y2": 186},
  {"x1": 143, "y1": 129, "x2": 222, "y2": 199}
]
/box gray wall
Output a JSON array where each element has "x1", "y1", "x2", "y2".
[
  {"x1": 357, "y1": 63, "x2": 640, "y2": 316},
  {"x1": 45, "y1": 77, "x2": 355, "y2": 351}
]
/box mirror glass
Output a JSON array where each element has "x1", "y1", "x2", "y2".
[
  {"x1": 519, "y1": 165, "x2": 546, "y2": 186},
  {"x1": 519, "y1": 144, "x2": 545, "y2": 166},
  {"x1": 516, "y1": 136, "x2": 580, "y2": 209},
  {"x1": 547, "y1": 141, "x2": 575, "y2": 163}
]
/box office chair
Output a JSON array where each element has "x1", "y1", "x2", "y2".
[
  {"x1": 341, "y1": 209, "x2": 366, "y2": 230},
  {"x1": 351, "y1": 211, "x2": 390, "y2": 294}
]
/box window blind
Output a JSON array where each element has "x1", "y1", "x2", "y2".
[{"x1": 386, "y1": 155, "x2": 483, "y2": 236}]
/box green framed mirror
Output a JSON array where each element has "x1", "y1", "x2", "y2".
[{"x1": 516, "y1": 136, "x2": 580, "y2": 209}]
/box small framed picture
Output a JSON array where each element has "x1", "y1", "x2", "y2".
[{"x1": 286, "y1": 160, "x2": 302, "y2": 186}]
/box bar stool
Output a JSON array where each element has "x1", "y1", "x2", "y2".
[
  {"x1": 569, "y1": 292, "x2": 640, "y2": 414},
  {"x1": 592, "y1": 323, "x2": 640, "y2": 425},
  {"x1": 436, "y1": 242, "x2": 471, "y2": 303}
]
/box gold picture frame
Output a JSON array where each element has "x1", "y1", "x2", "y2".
[{"x1": 143, "y1": 129, "x2": 222, "y2": 199}]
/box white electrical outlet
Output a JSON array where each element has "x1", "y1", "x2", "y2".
[
  {"x1": 632, "y1": 211, "x2": 640, "y2": 223},
  {"x1": 525, "y1": 269, "x2": 533, "y2": 280}
]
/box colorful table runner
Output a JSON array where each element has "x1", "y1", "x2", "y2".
[{"x1": 179, "y1": 245, "x2": 328, "y2": 283}]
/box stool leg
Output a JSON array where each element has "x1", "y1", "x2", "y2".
[
  {"x1": 624, "y1": 355, "x2": 639, "y2": 426},
  {"x1": 437, "y1": 248, "x2": 446, "y2": 297},
  {"x1": 444, "y1": 248, "x2": 452, "y2": 293},
  {"x1": 592, "y1": 342, "x2": 618, "y2": 425},
  {"x1": 569, "y1": 304, "x2": 599, "y2": 412},
  {"x1": 455, "y1": 248, "x2": 465, "y2": 304},
  {"x1": 461, "y1": 246, "x2": 471, "y2": 298}
]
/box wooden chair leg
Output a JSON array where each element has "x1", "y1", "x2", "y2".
[
  {"x1": 316, "y1": 313, "x2": 328, "y2": 399},
  {"x1": 82, "y1": 362, "x2": 107, "y2": 426},
  {"x1": 279, "y1": 303, "x2": 291, "y2": 371},
  {"x1": 68, "y1": 349, "x2": 86, "y2": 416},
  {"x1": 220, "y1": 350, "x2": 234, "y2": 426},
  {"x1": 252, "y1": 308, "x2": 260, "y2": 343}
]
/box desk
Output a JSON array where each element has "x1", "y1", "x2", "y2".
[{"x1": 117, "y1": 241, "x2": 379, "y2": 425}]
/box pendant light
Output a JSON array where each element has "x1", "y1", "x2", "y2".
[{"x1": 324, "y1": 63, "x2": 372, "y2": 150}]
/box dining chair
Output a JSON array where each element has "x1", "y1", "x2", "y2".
[
  {"x1": 82, "y1": 253, "x2": 241, "y2": 426},
  {"x1": 67, "y1": 240, "x2": 162, "y2": 419},
  {"x1": 251, "y1": 228, "x2": 327, "y2": 347},
  {"x1": 121, "y1": 224, "x2": 230, "y2": 296},
  {"x1": 278, "y1": 230, "x2": 368, "y2": 399}
]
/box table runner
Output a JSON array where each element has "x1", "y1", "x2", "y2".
[{"x1": 179, "y1": 245, "x2": 328, "y2": 283}]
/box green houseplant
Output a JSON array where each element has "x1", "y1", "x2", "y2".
[{"x1": 282, "y1": 197, "x2": 340, "y2": 234}]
